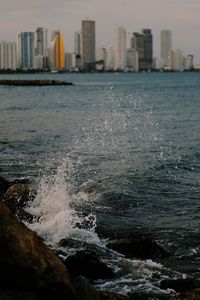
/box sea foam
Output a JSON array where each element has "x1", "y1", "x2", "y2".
[{"x1": 26, "y1": 158, "x2": 100, "y2": 247}]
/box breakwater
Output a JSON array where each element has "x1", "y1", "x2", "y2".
[{"x1": 0, "y1": 79, "x2": 73, "y2": 86}]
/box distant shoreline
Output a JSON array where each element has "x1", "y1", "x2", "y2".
[{"x1": 0, "y1": 69, "x2": 199, "y2": 74}]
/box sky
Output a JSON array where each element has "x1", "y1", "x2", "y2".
[{"x1": 1, "y1": 0, "x2": 200, "y2": 62}]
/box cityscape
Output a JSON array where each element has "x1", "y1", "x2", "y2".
[{"x1": 0, "y1": 20, "x2": 196, "y2": 73}]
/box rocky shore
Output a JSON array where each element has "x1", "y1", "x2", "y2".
[
  {"x1": 0, "y1": 176, "x2": 200, "y2": 300},
  {"x1": 0, "y1": 79, "x2": 73, "y2": 86}
]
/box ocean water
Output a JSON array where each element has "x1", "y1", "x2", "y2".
[{"x1": 1, "y1": 72, "x2": 200, "y2": 298}]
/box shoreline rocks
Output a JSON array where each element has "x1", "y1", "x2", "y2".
[
  {"x1": 102, "y1": 230, "x2": 170, "y2": 260},
  {"x1": 64, "y1": 250, "x2": 114, "y2": 280},
  {"x1": 1, "y1": 183, "x2": 35, "y2": 222},
  {"x1": 1, "y1": 175, "x2": 200, "y2": 300},
  {"x1": 0, "y1": 201, "x2": 76, "y2": 300}
]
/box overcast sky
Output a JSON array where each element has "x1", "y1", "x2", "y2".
[{"x1": 1, "y1": 0, "x2": 200, "y2": 62}]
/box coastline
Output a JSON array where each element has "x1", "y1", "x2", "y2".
[{"x1": 0, "y1": 175, "x2": 200, "y2": 300}]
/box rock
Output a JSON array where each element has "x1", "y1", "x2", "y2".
[
  {"x1": 161, "y1": 278, "x2": 200, "y2": 293},
  {"x1": 10, "y1": 178, "x2": 30, "y2": 185},
  {"x1": 0, "y1": 176, "x2": 10, "y2": 198},
  {"x1": 73, "y1": 276, "x2": 101, "y2": 300},
  {"x1": 107, "y1": 232, "x2": 169, "y2": 260},
  {"x1": 64, "y1": 250, "x2": 114, "y2": 280},
  {"x1": 0, "y1": 201, "x2": 76, "y2": 299},
  {"x1": 99, "y1": 291, "x2": 129, "y2": 300},
  {"x1": 171, "y1": 288, "x2": 200, "y2": 300},
  {"x1": 1, "y1": 183, "x2": 35, "y2": 222},
  {"x1": 0, "y1": 290, "x2": 38, "y2": 300}
]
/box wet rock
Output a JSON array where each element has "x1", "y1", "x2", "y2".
[
  {"x1": 106, "y1": 231, "x2": 169, "y2": 260},
  {"x1": 171, "y1": 288, "x2": 200, "y2": 300},
  {"x1": 161, "y1": 278, "x2": 200, "y2": 293},
  {"x1": 0, "y1": 176, "x2": 10, "y2": 198},
  {"x1": 1, "y1": 183, "x2": 35, "y2": 222},
  {"x1": 99, "y1": 291, "x2": 129, "y2": 300},
  {"x1": 0, "y1": 290, "x2": 38, "y2": 300},
  {"x1": 10, "y1": 178, "x2": 30, "y2": 185},
  {"x1": 73, "y1": 276, "x2": 101, "y2": 300},
  {"x1": 64, "y1": 250, "x2": 114, "y2": 280},
  {"x1": 0, "y1": 201, "x2": 76, "y2": 299}
]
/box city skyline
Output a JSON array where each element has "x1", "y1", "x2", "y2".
[{"x1": 0, "y1": 0, "x2": 200, "y2": 62}]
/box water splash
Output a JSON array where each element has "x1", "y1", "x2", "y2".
[{"x1": 26, "y1": 158, "x2": 100, "y2": 247}]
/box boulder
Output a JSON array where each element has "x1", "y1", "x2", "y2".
[
  {"x1": 0, "y1": 176, "x2": 10, "y2": 198},
  {"x1": 0, "y1": 201, "x2": 76, "y2": 299},
  {"x1": 0, "y1": 290, "x2": 38, "y2": 300},
  {"x1": 1, "y1": 183, "x2": 35, "y2": 222},
  {"x1": 161, "y1": 278, "x2": 200, "y2": 293},
  {"x1": 64, "y1": 250, "x2": 114, "y2": 280},
  {"x1": 171, "y1": 288, "x2": 200, "y2": 300},
  {"x1": 107, "y1": 232, "x2": 169, "y2": 260},
  {"x1": 99, "y1": 291, "x2": 129, "y2": 300},
  {"x1": 73, "y1": 276, "x2": 101, "y2": 300}
]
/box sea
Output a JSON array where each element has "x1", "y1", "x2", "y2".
[{"x1": 0, "y1": 72, "x2": 200, "y2": 299}]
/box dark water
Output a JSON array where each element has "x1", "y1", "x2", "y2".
[{"x1": 1, "y1": 72, "x2": 200, "y2": 298}]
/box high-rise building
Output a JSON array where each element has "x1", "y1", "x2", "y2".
[
  {"x1": 0, "y1": 42, "x2": 17, "y2": 70},
  {"x1": 170, "y1": 49, "x2": 183, "y2": 71},
  {"x1": 35, "y1": 27, "x2": 48, "y2": 69},
  {"x1": 143, "y1": 29, "x2": 153, "y2": 67},
  {"x1": 160, "y1": 30, "x2": 172, "y2": 67},
  {"x1": 105, "y1": 45, "x2": 115, "y2": 71},
  {"x1": 81, "y1": 20, "x2": 96, "y2": 71},
  {"x1": 126, "y1": 49, "x2": 139, "y2": 72},
  {"x1": 36, "y1": 27, "x2": 48, "y2": 56},
  {"x1": 185, "y1": 54, "x2": 194, "y2": 70},
  {"x1": 131, "y1": 32, "x2": 144, "y2": 60},
  {"x1": 74, "y1": 31, "x2": 81, "y2": 56},
  {"x1": 113, "y1": 26, "x2": 127, "y2": 71},
  {"x1": 50, "y1": 31, "x2": 65, "y2": 70},
  {"x1": 17, "y1": 32, "x2": 35, "y2": 69},
  {"x1": 131, "y1": 29, "x2": 153, "y2": 71},
  {"x1": 96, "y1": 48, "x2": 107, "y2": 63}
]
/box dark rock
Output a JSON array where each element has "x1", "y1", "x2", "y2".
[
  {"x1": 0, "y1": 176, "x2": 10, "y2": 198},
  {"x1": 10, "y1": 178, "x2": 30, "y2": 185},
  {"x1": 73, "y1": 276, "x2": 101, "y2": 300},
  {"x1": 64, "y1": 250, "x2": 114, "y2": 280},
  {"x1": 0, "y1": 201, "x2": 76, "y2": 299},
  {"x1": 161, "y1": 278, "x2": 200, "y2": 293},
  {"x1": 99, "y1": 291, "x2": 129, "y2": 300},
  {"x1": 171, "y1": 288, "x2": 200, "y2": 300},
  {"x1": 106, "y1": 231, "x2": 169, "y2": 260},
  {"x1": 1, "y1": 183, "x2": 35, "y2": 222},
  {"x1": 0, "y1": 290, "x2": 38, "y2": 300}
]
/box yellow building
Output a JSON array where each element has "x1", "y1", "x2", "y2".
[{"x1": 50, "y1": 31, "x2": 65, "y2": 70}]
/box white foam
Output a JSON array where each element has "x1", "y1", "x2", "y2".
[{"x1": 26, "y1": 158, "x2": 100, "y2": 246}]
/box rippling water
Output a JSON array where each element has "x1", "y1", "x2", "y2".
[{"x1": 1, "y1": 72, "x2": 200, "y2": 298}]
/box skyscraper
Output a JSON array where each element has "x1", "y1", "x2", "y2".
[
  {"x1": 50, "y1": 31, "x2": 65, "y2": 70},
  {"x1": 81, "y1": 20, "x2": 96, "y2": 71},
  {"x1": 74, "y1": 31, "x2": 81, "y2": 56},
  {"x1": 17, "y1": 32, "x2": 35, "y2": 69},
  {"x1": 170, "y1": 49, "x2": 183, "y2": 71},
  {"x1": 160, "y1": 30, "x2": 172, "y2": 67},
  {"x1": 0, "y1": 41, "x2": 17, "y2": 70},
  {"x1": 36, "y1": 27, "x2": 48, "y2": 56},
  {"x1": 131, "y1": 32, "x2": 144, "y2": 65},
  {"x1": 113, "y1": 26, "x2": 127, "y2": 71},
  {"x1": 131, "y1": 29, "x2": 153, "y2": 71}
]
